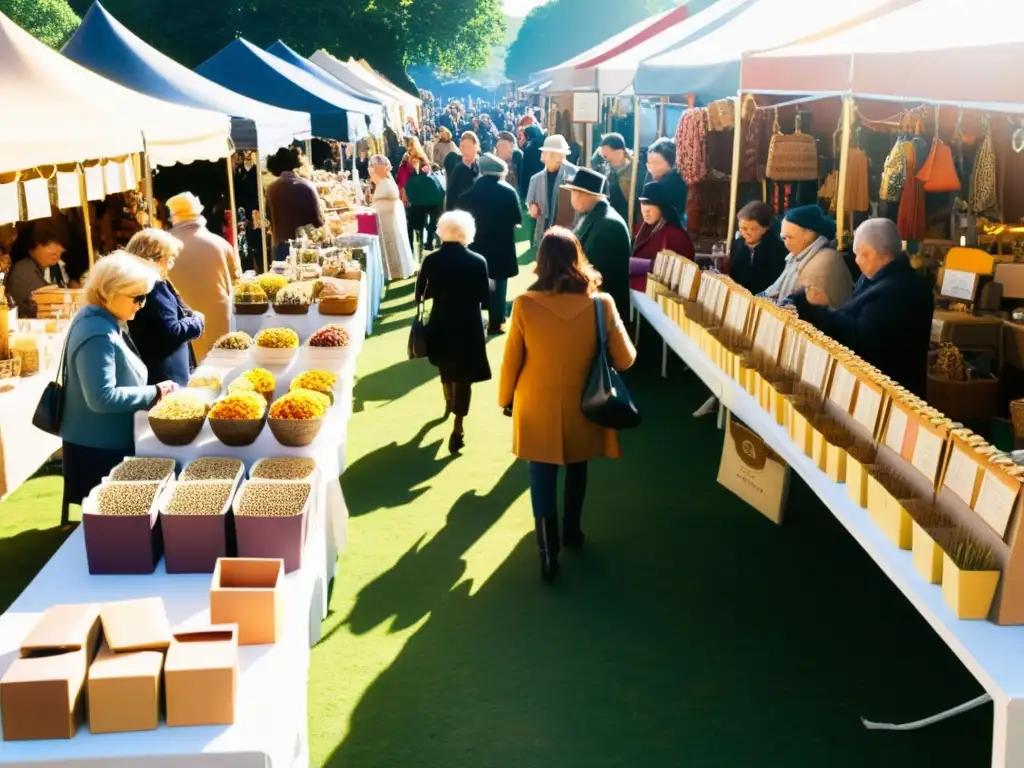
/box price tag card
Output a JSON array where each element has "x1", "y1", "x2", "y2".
[
  {"x1": 974, "y1": 469, "x2": 1019, "y2": 538},
  {"x1": 22, "y1": 177, "x2": 52, "y2": 221},
  {"x1": 800, "y1": 340, "x2": 830, "y2": 390},
  {"x1": 911, "y1": 424, "x2": 945, "y2": 482},
  {"x1": 55, "y1": 170, "x2": 82, "y2": 210},
  {"x1": 884, "y1": 404, "x2": 909, "y2": 455},
  {"x1": 852, "y1": 380, "x2": 882, "y2": 434},
  {"x1": 827, "y1": 363, "x2": 857, "y2": 414},
  {"x1": 680, "y1": 263, "x2": 697, "y2": 299},
  {"x1": 943, "y1": 442, "x2": 981, "y2": 506}
]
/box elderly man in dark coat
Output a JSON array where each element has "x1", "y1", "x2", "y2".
[
  {"x1": 791, "y1": 218, "x2": 933, "y2": 397},
  {"x1": 458, "y1": 153, "x2": 522, "y2": 334},
  {"x1": 567, "y1": 168, "x2": 632, "y2": 322}
]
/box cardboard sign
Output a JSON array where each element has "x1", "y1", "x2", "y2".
[
  {"x1": 910, "y1": 423, "x2": 944, "y2": 483},
  {"x1": 56, "y1": 170, "x2": 82, "y2": 210},
  {"x1": 884, "y1": 404, "x2": 909, "y2": 455},
  {"x1": 828, "y1": 363, "x2": 857, "y2": 414},
  {"x1": 22, "y1": 177, "x2": 52, "y2": 221},
  {"x1": 717, "y1": 415, "x2": 790, "y2": 525},
  {"x1": 940, "y1": 268, "x2": 980, "y2": 302},
  {"x1": 668, "y1": 257, "x2": 683, "y2": 292},
  {"x1": 724, "y1": 291, "x2": 751, "y2": 334},
  {"x1": 800, "y1": 340, "x2": 831, "y2": 391},
  {"x1": 679, "y1": 262, "x2": 699, "y2": 299},
  {"x1": 974, "y1": 469, "x2": 1019, "y2": 538},
  {"x1": 84, "y1": 163, "x2": 105, "y2": 201},
  {"x1": 852, "y1": 380, "x2": 882, "y2": 436},
  {"x1": 943, "y1": 442, "x2": 981, "y2": 506}
]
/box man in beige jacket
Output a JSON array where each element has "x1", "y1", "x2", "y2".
[{"x1": 166, "y1": 192, "x2": 241, "y2": 363}]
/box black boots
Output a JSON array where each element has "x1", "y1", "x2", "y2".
[
  {"x1": 562, "y1": 519, "x2": 585, "y2": 549},
  {"x1": 535, "y1": 516, "x2": 560, "y2": 583}
]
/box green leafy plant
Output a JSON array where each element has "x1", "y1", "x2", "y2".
[{"x1": 1, "y1": 0, "x2": 80, "y2": 48}]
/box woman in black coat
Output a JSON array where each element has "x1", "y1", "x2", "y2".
[
  {"x1": 415, "y1": 211, "x2": 491, "y2": 455},
  {"x1": 729, "y1": 201, "x2": 788, "y2": 295},
  {"x1": 519, "y1": 125, "x2": 545, "y2": 200},
  {"x1": 457, "y1": 154, "x2": 522, "y2": 334},
  {"x1": 125, "y1": 229, "x2": 205, "y2": 386}
]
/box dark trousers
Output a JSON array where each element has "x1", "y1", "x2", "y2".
[
  {"x1": 442, "y1": 380, "x2": 472, "y2": 417},
  {"x1": 489, "y1": 278, "x2": 508, "y2": 330},
  {"x1": 529, "y1": 461, "x2": 588, "y2": 521},
  {"x1": 408, "y1": 205, "x2": 439, "y2": 255}
]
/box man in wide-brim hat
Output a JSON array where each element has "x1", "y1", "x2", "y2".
[
  {"x1": 565, "y1": 168, "x2": 631, "y2": 321},
  {"x1": 525, "y1": 134, "x2": 578, "y2": 247}
]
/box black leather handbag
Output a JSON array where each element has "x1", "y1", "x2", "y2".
[
  {"x1": 581, "y1": 297, "x2": 641, "y2": 430},
  {"x1": 32, "y1": 335, "x2": 69, "y2": 436},
  {"x1": 408, "y1": 287, "x2": 430, "y2": 360}
]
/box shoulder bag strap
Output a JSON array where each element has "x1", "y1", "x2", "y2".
[{"x1": 594, "y1": 295, "x2": 609, "y2": 359}]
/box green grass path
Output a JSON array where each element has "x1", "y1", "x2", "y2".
[{"x1": 0, "y1": 238, "x2": 994, "y2": 766}]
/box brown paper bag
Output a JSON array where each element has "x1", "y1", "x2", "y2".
[{"x1": 717, "y1": 415, "x2": 790, "y2": 524}]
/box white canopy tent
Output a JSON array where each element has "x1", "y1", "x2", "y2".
[
  {"x1": 354, "y1": 59, "x2": 421, "y2": 110},
  {"x1": 309, "y1": 50, "x2": 405, "y2": 127}
]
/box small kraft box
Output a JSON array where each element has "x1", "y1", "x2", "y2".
[
  {"x1": 99, "y1": 598, "x2": 173, "y2": 654},
  {"x1": 164, "y1": 626, "x2": 239, "y2": 727},
  {"x1": 82, "y1": 480, "x2": 166, "y2": 574},
  {"x1": 86, "y1": 640, "x2": 163, "y2": 734},
  {"x1": 0, "y1": 603, "x2": 101, "y2": 741},
  {"x1": 210, "y1": 558, "x2": 284, "y2": 645}
]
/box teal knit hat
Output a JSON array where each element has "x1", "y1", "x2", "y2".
[{"x1": 784, "y1": 205, "x2": 836, "y2": 241}]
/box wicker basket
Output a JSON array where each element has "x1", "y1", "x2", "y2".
[
  {"x1": 0, "y1": 356, "x2": 22, "y2": 380},
  {"x1": 319, "y1": 296, "x2": 358, "y2": 316},
  {"x1": 234, "y1": 302, "x2": 269, "y2": 316},
  {"x1": 149, "y1": 414, "x2": 207, "y2": 446},
  {"x1": 209, "y1": 416, "x2": 265, "y2": 447},
  {"x1": 273, "y1": 303, "x2": 311, "y2": 315},
  {"x1": 268, "y1": 417, "x2": 324, "y2": 447}
]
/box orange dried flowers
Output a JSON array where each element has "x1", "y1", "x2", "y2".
[
  {"x1": 269, "y1": 389, "x2": 330, "y2": 420},
  {"x1": 234, "y1": 368, "x2": 275, "y2": 396},
  {"x1": 290, "y1": 370, "x2": 338, "y2": 395},
  {"x1": 209, "y1": 391, "x2": 267, "y2": 421}
]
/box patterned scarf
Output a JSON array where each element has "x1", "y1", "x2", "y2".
[{"x1": 763, "y1": 235, "x2": 828, "y2": 304}]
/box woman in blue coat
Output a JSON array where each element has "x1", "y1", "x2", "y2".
[{"x1": 126, "y1": 229, "x2": 205, "y2": 386}]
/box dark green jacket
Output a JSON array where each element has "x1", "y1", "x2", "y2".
[
  {"x1": 576, "y1": 199, "x2": 631, "y2": 322},
  {"x1": 405, "y1": 171, "x2": 444, "y2": 207}
]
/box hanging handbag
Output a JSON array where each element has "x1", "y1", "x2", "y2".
[
  {"x1": 581, "y1": 297, "x2": 641, "y2": 431},
  {"x1": 879, "y1": 139, "x2": 908, "y2": 202},
  {"x1": 765, "y1": 111, "x2": 818, "y2": 182},
  {"x1": 917, "y1": 137, "x2": 961, "y2": 192},
  {"x1": 969, "y1": 124, "x2": 998, "y2": 215},
  {"x1": 407, "y1": 285, "x2": 430, "y2": 360},
  {"x1": 32, "y1": 333, "x2": 70, "y2": 436}
]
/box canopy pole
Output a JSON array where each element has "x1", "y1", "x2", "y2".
[
  {"x1": 255, "y1": 150, "x2": 269, "y2": 273},
  {"x1": 835, "y1": 96, "x2": 855, "y2": 252},
  {"x1": 305, "y1": 139, "x2": 314, "y2": 170},
  {"x1": 142, "y1": 147, "x2": 156, "y2": 226},
  {"x1": 726, "y1": 94, "x2": 744, "y2": 246},
  {"x1": 226, "y1": 149, "x2": 239, "y2": 261},
  {"x1": 78, "y1": 169, "x2": 95, "y2": 269},
  {"x1": 627, "y1": 95, "x2": 642, "y2": 232}
]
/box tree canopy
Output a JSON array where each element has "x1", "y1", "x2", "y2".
[
  {"x1": 1, "y1": 0, "x2": 80, "y2": 48},
  {"x1": 505, "y1": 0, "x2": 678, "y2": 82},
  {"x1": 63, "y1": 0, "x2": 504, "y2": 91}
]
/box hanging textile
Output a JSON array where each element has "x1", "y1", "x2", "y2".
[{"x1": 897, "y1": 142, "x2": 926, "y2": 241}]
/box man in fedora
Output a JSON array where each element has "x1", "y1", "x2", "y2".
[
  {"x1": 565, "y1": 168, "x2": 631, "y2": 322},
  {"x1": 525, "y1": 134, "x2": 578, "y2": 248}
]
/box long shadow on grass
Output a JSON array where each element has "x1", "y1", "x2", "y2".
[
  {"x1": 353, "y1": 358, "x2": 438, "y2": 413},
  {"x1": 322, "y1": 335, "x2": 989, "y2": 768}
]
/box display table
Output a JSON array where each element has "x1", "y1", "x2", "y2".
[
  {"x1": 232, "y1": 275, "x2": 369, "y2": 350},
  {"x1": 632, "y1": 289, "x2": 1024, "y2": 768},
  {"x1": 333, "y1": 234, "x2": 385, "y2": 333},
  {"x1": 0, "y1": 481, "x2": 329, "y2": 767},
  {"x1": 0, "y1": 369, "x2": 62, "y2": 500}
]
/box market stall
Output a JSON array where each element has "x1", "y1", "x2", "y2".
[{"x1": 309, "y1": 50, "x2": 414, "y2": 129}]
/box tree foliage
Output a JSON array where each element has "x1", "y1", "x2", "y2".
[
  {"x1": 505, "y1": 0, "x2": 678, "y2": 82},
  {"x1": 1, "y1": 0, "x2": 80, "y2": 48},
  {"x1": 64, "y1": 0, "x2": 503, "y2": 91}
]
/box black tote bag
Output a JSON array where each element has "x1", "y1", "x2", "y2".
[
  {"x1": 32, "y1": 333, "x2": 70, "y2": 436},
  {"x1": 581, "y1": 297, "x2": 641, "y2": 430},
  {"x1": 408, "y1": 284, "x2": 430, "y2": 360}
]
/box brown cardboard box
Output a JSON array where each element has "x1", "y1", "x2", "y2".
[
  {"x1": 99, "y1": 598, "x2": 172, "y2": 653},
  {"x1": 0, "y1": 603, "x2": 101, "y2": 741},
  {"x1": 86, "y1": 640, "x2": 163, "y2": 734},
  {"x1": 210, "y1": 558, "x2": 284, "y2": 645},
  {"x1": 164, "y1": 626, "x2": 238, "y2": 727}
]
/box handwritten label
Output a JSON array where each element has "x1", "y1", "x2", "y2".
[
  {"x1": 911, "y1": 427, "x2": 943, "y2": 481},
  {"x1": 974, "y1": 470, "x2": 1019, "y2": 538},
  {"x1": 852, "y1": 384, "x2": 881, "y2": 434},
  {"x1": 828, "y1": 365, "x2": 857, "y2": 414},
  {"x1": 940, "y1": 269, "x2": 979, "y2": 301},
  {"x1": 943, "y1": 445, "x2": 980, "y2": 506},
  {"x1": 800, "y1": 342, "x2": 829, "y2": 390},
  {"x1": 885, "y1": 406, "x2": 909, "y2": 455}
]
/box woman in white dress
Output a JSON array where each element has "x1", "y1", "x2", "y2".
[{"x1": 369, "y1": 155, "x2": 417, "y2": 281}]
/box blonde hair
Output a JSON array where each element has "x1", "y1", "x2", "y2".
[
  {"x1": 85, "y1": 250, "x2": 159, "y2": 308},
  {"x1": 404, "y1": 136, "x2": 430, "y2": 168},
  {"x1": 124, "y1": 228, "x2": 183, "y2": 264},
  {"x1": 436, "y1": 211, "x2": 476, "y2": 246}
]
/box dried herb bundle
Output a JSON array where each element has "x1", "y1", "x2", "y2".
[
  {"x1": 902, "y1": 498, "x2": 953, "y2": 531},
  {"x1": 934, "y1": 529, "x2": 1000, "y2": 571},
  {"x1": 867, "y1": 465, "x2": 916, "y2": 500},
  {"x1": 846, "y1": 439, "x2": 877, "y2": 465}
]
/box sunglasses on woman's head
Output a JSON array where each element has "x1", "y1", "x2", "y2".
[{"x1": 130, "y1": 294, "x2": 147, "y2": 306}]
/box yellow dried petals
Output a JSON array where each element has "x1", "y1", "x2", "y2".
[
  {"x1": 188, "y1": 375, "x2": 222, "y2": 392},
  {"x1": 213, "y1": 332, "x2": 254, "y2": 350},
  {"x1": 233, "y1": 281, "x2": 267, "y2": 304},
  {"x1": 290, "y1": 370, "x2": 338, "y2": 395},
  {"x1": 209, "y1": 391, "x2": 267, "y2": 421},
  {"x1": 150, "y1": 391, "x2": 208, "y2": 420},
  {"x1": 269, "y1": 389, "x2": 329, "y2": 420},
  {"x1": 239, "y1": 368, "x2": 276, "y2": 396},
  {"x1": 256, "y1": 327, "x2": 299, "y2": 349},
  {"x1": 257, "y1": 274, "x2": 289, "y2": 300}
]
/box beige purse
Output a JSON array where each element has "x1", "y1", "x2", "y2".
[
  {"x1": 969, "y1": 122, "x2": 998, "y2": 215},
  {"x1": 765, "y1": 111, "x2": 819, "y2": 182}
]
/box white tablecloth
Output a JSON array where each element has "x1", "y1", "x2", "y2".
[
  {"x1": 232, "y1": 271, "x2": 370, "y2": 343},
  {"x1": 333, "y1": 234, "x2": 385, "y2": 334},
  {"x1": 0, "y1": 486, "x2": 329, "y2": 767},
  {"x1": 0, "y1": 370, "x2": 61, "y2": 500}
]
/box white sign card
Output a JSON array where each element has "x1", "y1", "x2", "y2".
[
  {"x1": 680, "y1": 263, "x2": 698, "y2": 298},
  {"x1": 911, "y1": 426, "x2": 944, "y2": 481},
  {"x1": 712, "y1": 280, "x2": 729, "y2": 321},
  {"x1": 668, "y1": 257, "x2": 683, "y2": 292},
  {"x1": 84, "y1": 164, "x2": 105, "y2": 201},
  {"x1": 943, "y1": 444, "x2": 980, "y2": 506},
  {"x1": 852, "y1": 382, "x2": 882, "y2": 434},
  {"x1": 974, "y1": 469, "x2": 1018, "y2": 538},
  {"x1": 55, "y1": 170, "x2": 82, "y2": 210},
  {"x1": 724, "y1": 292, "x2": 750, "y2": 334},
  {"x1": 103, "y1": 161, "x2": 126, "y2": 195},
  {"x1": 572, "y1": 91, "x2": 600, "y2": 124},
  {"x1": 828, "y1": 364, "x2": 857, "y2": 414},
  {"x1": 0, "y1": 181, "x2": 18, "y2": 225},
  {"x1": 940, "y1": 269, "x2": 979, "y2": 302},
  {"x1": 800, "y1": 341, "x2": 830, "y2": 390},
  {"x1": 22, "y1": 177, "x2": 52, "y2": 221},
  {"x1": 884, "y1": 405, "x2": 909, "y2": 455}
]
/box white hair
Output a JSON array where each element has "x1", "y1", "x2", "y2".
[
  {"x1": 85, "y1": 250, "x2": 159, "y2": 307},
  {"x1": 436, "y1": 211, "x2": 476, "y2": 246},
  {"x1": 854, "y1": 218, "x2": 902, "y2": 258},
  {"x1": 124, "y1": 228, "x2": 183, "y2": 264}
]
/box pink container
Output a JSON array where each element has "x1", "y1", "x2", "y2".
[{"x1": 356, "y1": 213, "x2": 379, "y2": 236}]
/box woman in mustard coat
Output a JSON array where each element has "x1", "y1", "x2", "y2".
[{"x1": 499, "y1": 227, "x2": 636, "y2": 583}]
